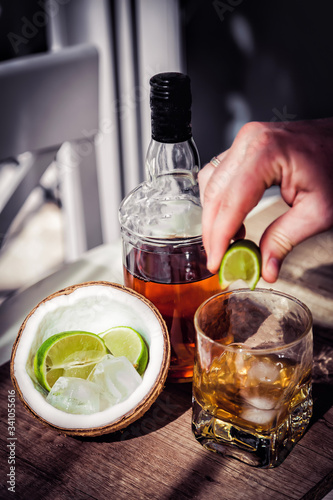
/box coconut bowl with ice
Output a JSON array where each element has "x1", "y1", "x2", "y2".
[{"x1": 10, "y1": 281, "x2": 170, "y2": 436}]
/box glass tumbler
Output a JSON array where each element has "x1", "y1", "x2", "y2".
[{"x1": 192, "y1": 288, "x2": 313, "y2": 468}]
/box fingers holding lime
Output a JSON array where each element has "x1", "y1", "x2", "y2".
[{"x1": 218, "y1": 239, "x2": 262, "y2": 290}]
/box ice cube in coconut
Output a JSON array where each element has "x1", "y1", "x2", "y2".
[
  {"x1": 88, "y1": 354, "x2": 142, "y2": 409},
  {"x1": 46, "y1": 376, "x2": 101, "y2": 415}
]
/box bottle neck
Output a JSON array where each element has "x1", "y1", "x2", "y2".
[{"x1": 145, "y1": 138, "x2": 200, "y2": 183}]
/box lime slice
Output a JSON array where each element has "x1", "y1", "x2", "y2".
[
  {"x1": 33, "y1": 331, "x2": 108, "y2": 391},
  {"x1": 99, "y1": 326, "x2": 149, "y2": 375},
  {"x1": 219, "y1": 239, "x2": 262, "y2": 290}
]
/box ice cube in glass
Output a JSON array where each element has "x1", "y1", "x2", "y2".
[{"x1": 245, "y1": 314, "x2": 284, "y2": 348}]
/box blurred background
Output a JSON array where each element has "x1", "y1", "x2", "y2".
[{"x1": 1, "y1": 0, "x2": 333, "y2": 302}]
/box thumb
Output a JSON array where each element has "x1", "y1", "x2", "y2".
[{"x1": 259, "y1": 201, "x2": 317, "y2": 282}]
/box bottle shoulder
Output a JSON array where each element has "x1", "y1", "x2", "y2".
[
  {"x1": 119, "y1": 177, "x2": 202, "y2": 239},
  {"x1": 119, "y1": 139, "x2": 202, "y2": 239}
]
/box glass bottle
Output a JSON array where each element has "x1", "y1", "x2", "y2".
[{"x1": 119, "y1": 72, "x2": 220, "y2": 382}]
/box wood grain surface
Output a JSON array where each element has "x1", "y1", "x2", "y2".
[{"x1": 1, "y1": 199, "x2": 332, "y2": 500}]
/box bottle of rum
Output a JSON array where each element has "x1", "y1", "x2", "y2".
[{"x1": 119, "y1": 73, "x2": 220, "y2": 382}]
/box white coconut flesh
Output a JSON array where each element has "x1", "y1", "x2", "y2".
[{"x1": 12, "y1": 283, "x2": 167, "y2": 431}]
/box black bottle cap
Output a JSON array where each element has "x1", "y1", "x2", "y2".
[{"x1": 150, "y1": 72, "x2": 192, "y2": 143}]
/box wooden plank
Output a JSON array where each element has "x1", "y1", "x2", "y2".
[
  {"x1": 1, "y1": 359, "x2": 333, "y2": 500},
  {"x1": 1, "y1": 200, "x2": 333, "y2": 499}
]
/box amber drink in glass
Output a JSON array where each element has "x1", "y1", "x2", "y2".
[{"x1": 192, "y1": 288, "x2": 313, "y2": 468}]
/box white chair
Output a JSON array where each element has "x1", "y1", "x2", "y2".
[{"x1": 0, "y1": 44, "x2": 103, "y2": 260}]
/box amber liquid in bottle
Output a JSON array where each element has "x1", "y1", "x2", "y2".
[{"x1": 123, "y1": 241, "x2": 220, "y2": 382}]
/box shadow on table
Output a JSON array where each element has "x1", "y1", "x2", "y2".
[
  {"x1": 311, "y1": 382, "x2": 333, "y2": 426},
  {"x1": 307, "y1": 322, "x2": 333, "y2": 430},
  {"x1": 162, "y1": 453, "x2": 234, "y2": 500},
  {"x1": 300, "y1": 262, "x2": 333, "y2": 293},
  {"x1": 78, "y1": 381, "x2": 193, "y2": 443}
]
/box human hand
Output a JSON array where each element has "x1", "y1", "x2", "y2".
[{"x1": 199, "y1": 119, "x2": 333, "y2": 282}]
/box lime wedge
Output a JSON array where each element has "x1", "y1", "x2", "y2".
[
  {"x1": 33, "y1": 331, "x2": 108, "y2": 391},
  {"x1": 99, "y1": 326, "x2": 149, "y2": 375},
  {"x1": 219, "y1": 239, "x2": 262, "y2": 290}
]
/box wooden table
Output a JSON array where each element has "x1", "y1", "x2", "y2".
[{"x1": 1, "y1": 199, "x2": 333, "y2": 500}]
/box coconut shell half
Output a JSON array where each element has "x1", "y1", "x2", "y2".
[{"x1": 10, "y1": 281, "x2": 170, "y2": 437}]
